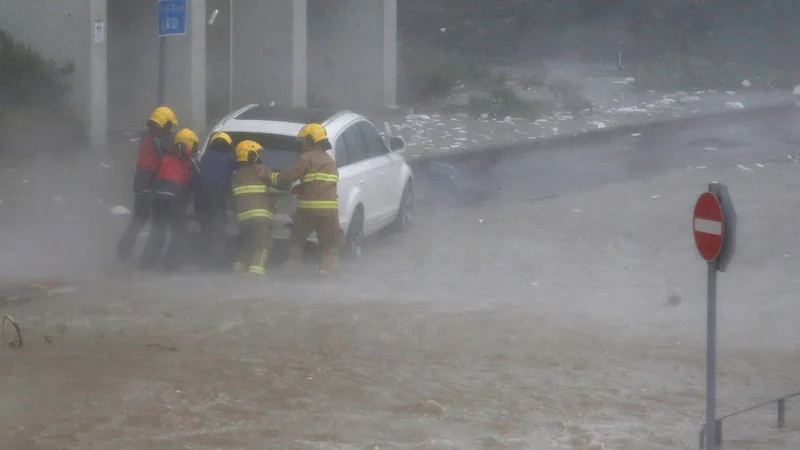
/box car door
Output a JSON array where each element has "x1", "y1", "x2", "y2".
[
  {"x1": 332, "y1": 132, "x2": 354, "y2": 233},
  {"x1": 356, "y1": 121, "x2": 402, "y2": 225},
  {"x1": 338, "y1": 121, "x2": 383, "y2": 234}
]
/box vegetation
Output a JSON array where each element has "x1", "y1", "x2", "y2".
[
  {"x1": 398, "y1": 0, "x2": 800, "y2": 103},
  {"x1": 0, "y1": 30, "x2": 74, "y2": 106}
]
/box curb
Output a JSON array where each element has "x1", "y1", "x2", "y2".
[{"x1": 407, "y1": 101, "x2": 797, "y2": 167}]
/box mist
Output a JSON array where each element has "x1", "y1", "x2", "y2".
[{"x1": 2, "y1": 1, "x2": 800, "y2": 448}]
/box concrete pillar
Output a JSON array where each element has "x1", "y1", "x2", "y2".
[
  {"x1": 189, "y1": 0, "x2": 207, "y2": 133},
  {"x1": 383, "y1": 0, "x2": 397, "y2": 108},
  {"x1": 292, "y1": 0, "x2": 307, "y2": 107},
  {"x1": 89, "y1": 0, "x2": 108, "y2": 148},
  {"x1": 307, "y1": 0, "x2": 396, "y2": 110},
  {"x1": 232, "y1": 0, "x2": 305, "y2": 108}
]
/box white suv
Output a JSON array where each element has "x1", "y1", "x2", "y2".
[{"x1": 200, "y1": 104, "x2": 415, "y2": 257}]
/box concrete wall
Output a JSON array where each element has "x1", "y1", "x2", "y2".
[
  {"x1": 230, "y1": 0, "x2": 306, "y2": 109},
  {"x1": 108, "y1": 0, "x2": 205, "y2": 134},
  {"x1": 308, "y1": 0, "x2": 395, "y2": 111},
  {"x1": 0, "y1": 0, "x2": 91, "y2": 126}
]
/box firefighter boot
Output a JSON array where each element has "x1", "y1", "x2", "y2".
[
  {"x1": 320, "y1": 247, "x2": 339, "y2": 275},
  {"x1": 285, "y1": 244, "x2": 304, "y2": 271},
  {"x1": 248, "y1": 249, "x2": 268, "y2": 276}
]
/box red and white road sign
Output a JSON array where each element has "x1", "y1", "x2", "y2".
[{"x1": 693, "y1": 192, "x2": 724, "y2": 261}]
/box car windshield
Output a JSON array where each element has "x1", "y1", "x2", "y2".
[{"x1": 224, "y1": 131, "x2": 302, "y2": 171}]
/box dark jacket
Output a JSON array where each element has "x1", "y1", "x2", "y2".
[{"x1": 195, "y1": 145, "x2": 237, "y2": 210}]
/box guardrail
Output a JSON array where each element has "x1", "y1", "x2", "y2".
[{"x1": 699, "y1": 392, "x2": 800, "y2": 449}]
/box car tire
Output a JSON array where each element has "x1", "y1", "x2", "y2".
[
  {"x1": 343, "y1": 206, "x2": 364, "y2": 259},
  {"x1": 391, "y1": 181, "x2": 413, "y2": 233}
]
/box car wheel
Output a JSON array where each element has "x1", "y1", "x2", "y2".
[
  {"x1": 344, "y1": 207, "x2": 364, "y2": 259},
  {"x1": 391, "y1": 181, "x2": 413, "y2": 233}
]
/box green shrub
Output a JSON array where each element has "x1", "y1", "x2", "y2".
[
  {"x1": 397, "y1": 37, "x2": 490, "y2": 105},
  {"x1": 0, "y1": 30, "x2": 74, "y2": 106},
  {"x1": 546, "y1": 78, "x2": 594, "y2": 116},
  {"x1": 467, "y1": 87, "x2": 554, "y2": 120},
  {"x1": 633, "y1": 55, "x2": 800, "y2": 92}
]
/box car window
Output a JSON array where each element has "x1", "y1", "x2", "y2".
[
  {"x1": 357, "y1": 122, "x2": 389, "y2": 157},
  {"x1": 334, "y1": 134, "x2": 347, "y2": 167},
  {"x1": 225, "y1": 131, "x2": 301, "y2": 171},
  {"x1": 342, "y1": 123, "x2": 370, "y2": 165}
]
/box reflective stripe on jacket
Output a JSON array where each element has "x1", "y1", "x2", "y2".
[
  {"x1": 232, "y1": 163, "x2": 277, "y2": 223},
  {"x1": 266, "y1": 149, "x2": 338, "y2": 212}
]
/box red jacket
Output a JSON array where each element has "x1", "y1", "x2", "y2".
[
  {"x1": 152, "y1": 154, "x2": 202, "y2": 200},
  {"x1": 133, "y1": 131, "x2": 172, "y2": 194},
  {"x1": 136, "y1": 131, "x2": 169, "y2": 173}
]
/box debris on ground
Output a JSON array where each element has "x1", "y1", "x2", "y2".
[{"x1": 2, "y1": 314, "x2": 23, "y2": 347}]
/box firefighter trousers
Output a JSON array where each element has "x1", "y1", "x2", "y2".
[
  {"x1": 139, "y1": 195, "x2": 188, "y2": 273},
  {"x1": 195, "y1": 194, "x2": 229, "y2": 271},
  {"x1": 288, "y1": 209, "x2": 341, "y2": 273},
  {"x1": 235, "y1": 217, "x2": 272, "y2": 275},
  {"x1": 117, "y1": 189, "x2": 152, "y2": 262}
]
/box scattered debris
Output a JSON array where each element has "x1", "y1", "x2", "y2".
[
  {"x1": 725, "y1": 102, "x2": 745, "y2": 110},
  {"x1": 741, "y1": 80, "x2": 752, "y2": 88},
  {"x1": 2, "y1": 315, "x2": 23, "y2": 347},
  {"x1": 110, "y1": 205, "x2": 131, "y2": 215},
  {"x1": 42, "y1": 334, "x2": 53, "y2": 343}
]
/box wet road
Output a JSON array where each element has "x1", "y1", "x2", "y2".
[
  {"x1": 430, "y1": 111, "x2": 799, "y2": 205},
  {"x1": 2, "y1": 113, "x2": 800, "y2": 449}
]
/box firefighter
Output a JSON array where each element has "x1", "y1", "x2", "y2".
[
  {"x1": 117, "y1": 106, "x2": 178, "y2": 263},
  {"x1": 256, "y1": 123, "x2": 341, "y2": 274},
  {"x1": 139, "y1": 128, "x2": 202, "y2": 274},
  {"x1": 231, "y1": 140, "x2": 278, "y2": 275},
  {"x1": 194, "y1": 132, "x2": 237, "y2": 271}
]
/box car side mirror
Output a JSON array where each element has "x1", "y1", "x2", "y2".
[{"x1": 389, "y1": 136, "x2": 406, "y2": 152}]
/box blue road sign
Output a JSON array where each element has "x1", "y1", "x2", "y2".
[{"x1": 158, "y1": 0, "x2": 187, "y2": 37}]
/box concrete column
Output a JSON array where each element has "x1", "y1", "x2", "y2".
[
  {"x1": 189, "y1": 0, "x2": 207, "y2": 133},
  {"x1": 232, "y1": 0, "x2": 305, "y2": 108},
  {"x1": 383, "y1": 0, "x2": 397, "y2": 108},
  {"x1": 89, "y1": 0, "x2": 108, "y2": 148},
  {"x1": 292, "y1": 0, "x2": 307, "y2": 107}
]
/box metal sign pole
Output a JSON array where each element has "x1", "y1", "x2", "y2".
[
  {"x1": 158, "y1": 36, "x2": 167, "y2": 105},
  {"x1": 706, "y1": 257, "x2": 718, "y2": 450}
]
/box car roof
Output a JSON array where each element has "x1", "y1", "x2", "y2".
[
  {"x1": 215, "y1": 104, "x2": 364, "y2": 137},
  {"x1": 236, "y1": 105, "x2": 340, "y2": 124}
]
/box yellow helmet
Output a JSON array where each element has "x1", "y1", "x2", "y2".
[
  {"x1": 209, "y1": 132, "x2": 233, "y2": 148},
  {"x1": 148, "y1": 106, "x2": 178, "y2": 131},
  {"x1": 235, "y1": 140, "x2": 263, "y2": 162},
  {"x1": 174, "y1": 128, "x2": 200, "y2": 156},
  {"x1": 297, "y1": 123, "x2": 331, "y2": 150}
]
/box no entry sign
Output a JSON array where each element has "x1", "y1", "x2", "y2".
[{"x1": 693, "y1": 191, "x2": 724, "y2": 261}]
